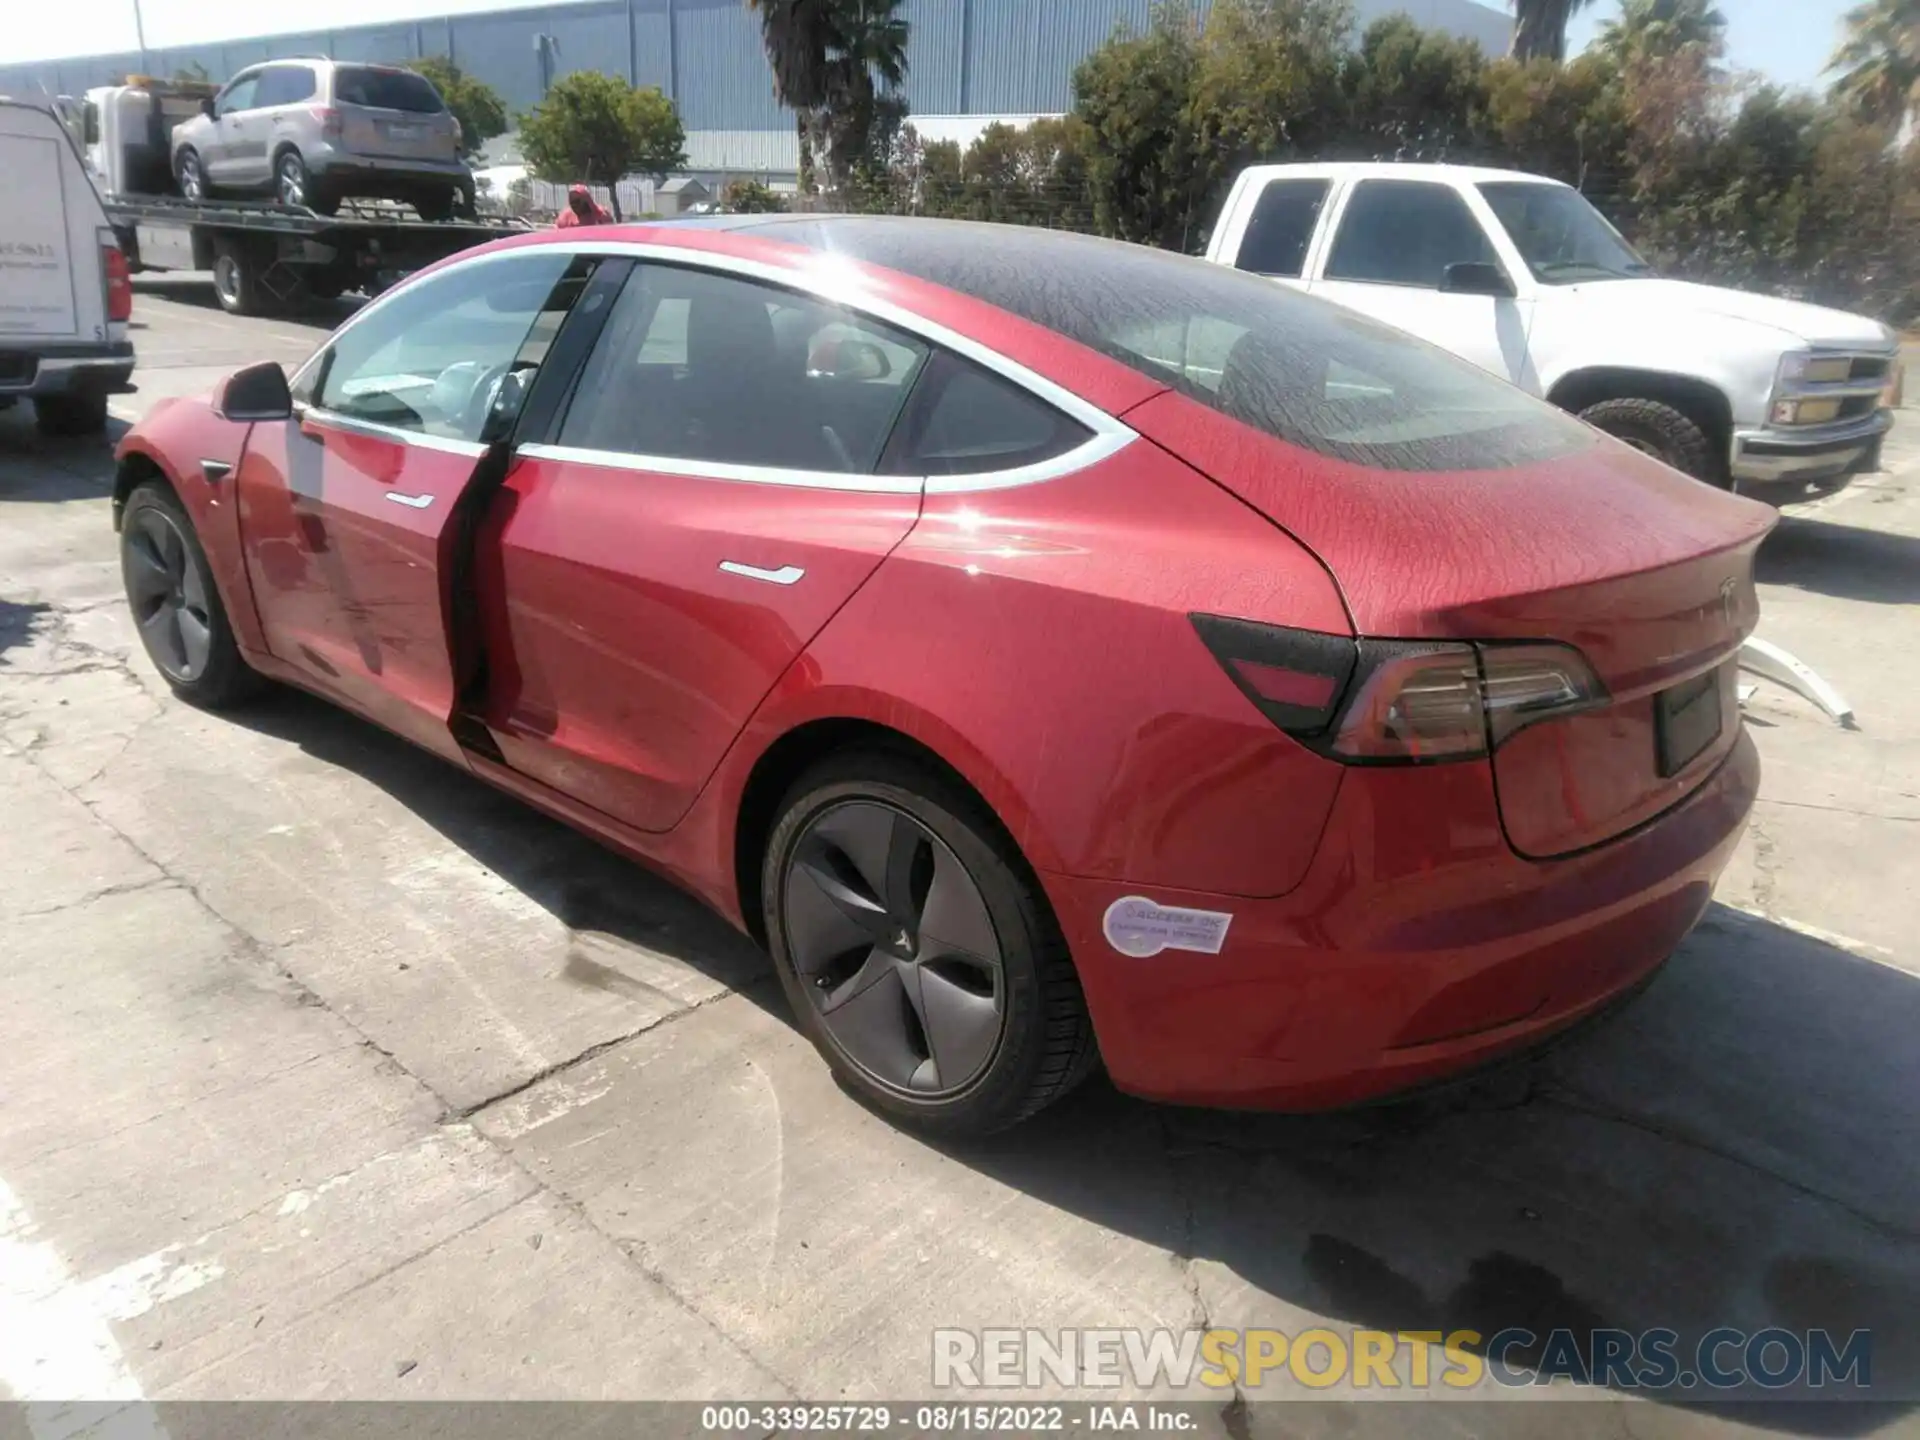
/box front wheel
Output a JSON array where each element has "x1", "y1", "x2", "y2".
[
  {"x1": 1578, "y1": 397, "x2": 1727, "y2": 487},
  {"x1": 175, "y1": 147, "x2": 205, "y2": 201},
  {"x1": 120, "y1": 482, "x2": 264, "y2": 708},
  {"x1": 762, "y1": 750, "x2": 1097, "y2": 1136}
]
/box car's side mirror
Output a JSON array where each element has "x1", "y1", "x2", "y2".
[
  {"x1": 479, "y1": 369, "x2": 530, "y2": 446},
  {"x1": 1440, "y1": 262, "x2": 1517, "y2": 299},
  {"x1": 200, "y1": 97, "x2": 217, "y2": 120},
  {"x1": 216, "y1": 361, "x2": 293, "y2": 422}
]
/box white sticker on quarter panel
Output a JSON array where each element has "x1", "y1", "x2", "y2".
[{"x1": 1102, "y1": 896, "x2": 1233, "y2": 957}]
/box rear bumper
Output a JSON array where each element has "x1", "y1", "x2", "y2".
[
  {"x1": 1041, "y1": 727, "x2": 1760, "y2": 1110},
  {"x1": 0, "y1": 341, "x2": 135, "y2": 398},
  {"x1": 308, "y1": 148, "x2": 471, "y2": 191},
  {"x1": 1730, "y1": 409, "x2": 1890, "y2": 498}
]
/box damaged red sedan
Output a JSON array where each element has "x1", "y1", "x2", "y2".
[{"x1": 113, "y1": 218, "x2": 1772, "y2": 1134}]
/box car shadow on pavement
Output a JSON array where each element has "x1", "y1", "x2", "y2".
[
  {"x1": 0, "y1": 407, "x2": 126, "y2": 500},
  {"x1": 218, "y1": 683, "x2": 785, "y2": 1018},
  {"x1": 1758, "y1": 513, "x2": 1920, "y2": 605},
  {"x1": 946, "y1": 904, "x2": 1918, "y2": 1431},
  {"x1": 204, "y1": 681, "x2": 1916, "y2": 1431}
]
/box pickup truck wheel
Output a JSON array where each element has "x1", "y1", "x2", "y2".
[
  {"x1": 1577, "y1": 397, "x2": 1726, "y2": 487},
  {"x1": 120, "y1": 482, "x2": 265, "y2": 708},
  {"x1": 34, "y1": 392, "x2": 109, "y2": 437}
]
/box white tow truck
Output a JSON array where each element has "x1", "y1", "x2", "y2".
[
  {"x1": 61, "y1": 78, "x2": 524, "y2": 317},
  {"x1": 1206, "y1": 162, "x2": 1904, "y2": 501},
  {"x1": 0, "y1": 98, "x2": 134, "y2": 435}
]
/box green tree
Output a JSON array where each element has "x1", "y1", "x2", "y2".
[
  {"x1": 516, "y1": 71, "x2": 686, "y2": 220},
  {"x1": 722, "y1": 177, "x2": 787, "y2": 212},
  {"x1": 1344, "y1": 14, "x2": 1490, "y2": 160},
  {"x1": 1071, "y1": 2, "x2": 1203, "y2": 247},
  {"x1": 1594, "y1": 0, "x2": 1728, "y2": 67},
  {"x1": 1828, "y1": 0, "x2": 1920, "y2": 128},
  {"x1": 1482, "y1": 53, "x2": 1629, "y2": 189},
  {"x1": 1510, "y1": 0, "x2": 1600, "y2": 63},
  {"x1": 746, "y1": 0, "x2": 910, "y2": 202},
  {"x1": 410, "y1": 56, "x2": 509, "y2": 160}
]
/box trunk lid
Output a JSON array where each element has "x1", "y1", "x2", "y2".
[
  {"x1": 331, "y1": 67, "x2": 457, "y2": 162},
  {"x1": 1124, "y1": 391, "x2": 1776, "y2": 855}
]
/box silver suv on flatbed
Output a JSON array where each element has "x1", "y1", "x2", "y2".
[{"x1": 170, "y1": 60, "x2": 473, "y2": 220}]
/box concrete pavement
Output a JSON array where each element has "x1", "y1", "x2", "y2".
[{"x1": 0, "y1": 280, "x2": 1916, "y2": 1433}]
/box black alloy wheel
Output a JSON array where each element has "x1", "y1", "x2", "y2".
[{"x1": 763, "y1": 751, "x2": 1098, "y2": 1135}]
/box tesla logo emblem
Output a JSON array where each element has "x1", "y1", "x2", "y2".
[
  {"x1": 1720, "y1": 577, "x2": 1738, "y2": 625},
  {"x1": 894, "y1": 928, "x2": 911, "y2": 952}
]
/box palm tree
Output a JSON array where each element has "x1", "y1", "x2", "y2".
[
  {"x1": 1510, "y1": 0, "x2": 1600, "y2": 62},
  {"x1": 1596, "y1": 0, "x2": 1727, "y2": 64},
  {"x1": 747, "y1": 0, "x2": 909, "y2": 200},
  {"x1": 1829, "y1": 0, "x2": 1920, "y2": 128}
]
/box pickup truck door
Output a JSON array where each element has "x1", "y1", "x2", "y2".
[{"x1": 1307, "y1": 177, "x2": 1538, "y2": 391}]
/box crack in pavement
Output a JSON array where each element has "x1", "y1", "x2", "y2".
[
  {"x1": 14, "y1": 873, "x2": 176, "y2": 920},
  {"x1": 8, "y1": 695, "x2": 801, "y2": 1399}
]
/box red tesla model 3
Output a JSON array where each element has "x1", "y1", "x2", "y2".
[{"x1": 113, "y1": 218, "x2": 1772, "y2": 1134}]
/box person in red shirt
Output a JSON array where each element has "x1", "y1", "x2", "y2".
[{"x1": 555, "y1": 184, "x2": 613, "y2": 227}]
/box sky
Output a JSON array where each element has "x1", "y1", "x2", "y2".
[{"x1": 0, "y1": 0, "x2": 1860, "y2": 92}]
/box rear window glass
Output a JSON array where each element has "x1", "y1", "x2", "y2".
[
  {"x1": 333, "y1": 66, "x2": 445, "y2": 113},
  {"x1": 755, "y1": 218, "x2": 1593, "y2": 472}
]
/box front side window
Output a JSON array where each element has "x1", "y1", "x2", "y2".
[
  {"x1": 558, "y1": 263, "x2": 930, "y2": 474},
  {"x1": 1234, "y1": 178, "x2": 1331, "y2": 279},
  {"x1": 1479, "y1": 182, "x2": 1651, "y2": 284},
  {"x1": 332, "y1": 66, "x2": 446, "y2": 114},
  {"x1": 216, "y1": 75, "x2": 259, "y2": 116},
  {"x1": 1323, "y1": 179, "x2": 1499, "y2": 289},
  {"x1": 314, "y1": 252, "x2": 589, "y2": 443}
]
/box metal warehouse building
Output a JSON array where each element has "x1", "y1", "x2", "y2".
[{"x1": 1, "y1": 0, "x2": 1511, "y2": 176}]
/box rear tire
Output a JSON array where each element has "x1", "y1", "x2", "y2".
[
  {"x1": 1578, "y1": 396, "x2": 1726, "y2": 487},
  {"x1": 34, "y1": 392, "x2": 109, "y2": 437},
  {"x1": 412, "y1": 187, "x2": 457, "y2": 222},
  {"x1": 119, "y1": 481, "x2": 265, "y2": 709},
  {"x1": 210, "y1": 237, "x2": 273, "y2": 317},
  {"x1": 761, "y1": 749, "x2": 1098, "y2": 1137}
]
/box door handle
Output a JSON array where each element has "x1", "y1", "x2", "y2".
[
  {"x1": 200, "y1": 459, "x2": 232, "y2": 484},
  {"x1": 384, "y1": 491, "x2": 435, "y2": 509},
  {"x1": 718, "y1": 561, "x2": 804, "y2": 585}
]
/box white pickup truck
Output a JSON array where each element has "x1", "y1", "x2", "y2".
[
  {"x1": 1206, "y1": 162, "x2": 1903, "y2": 499},
  {"x1": 0, "y1": 98, "x2": 134, "y2": 434}
]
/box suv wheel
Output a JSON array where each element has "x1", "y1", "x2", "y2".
[
  {"x1": 176, "y1": 148, "x2": 205, "y2": 201},
  {"x1": 412, "y1": 187, "x2": 457, "y2": 222},
  {"x1": 274, "y1": 151, "x2": 334, "y2": 213},
  {"x1": 762, "y1": 750, "x2": 1098, "y2": 1136}
]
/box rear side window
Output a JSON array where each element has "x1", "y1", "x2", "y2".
[
  {"x1": 333, "y1": 66, "x2": 445, "y2": 113},
  {"x1": 759, "y1": 218, "x2": 1592, "y2": 472},
  {"x1": 255, "y1": 67, "x2": 318, "y2": 107},
  {"x1": 1323, "y1": 179, "x2": 1499, "y2": 289},
  {"x1": 883, "y1": 354, "x2": 1090, "y2": 477},
  {"x1": 557, "y1": 263, "x2": 929, "y2": 474},
  {"x1": 1233, "y1": 178, "x2": 1330, "y2": 279}
]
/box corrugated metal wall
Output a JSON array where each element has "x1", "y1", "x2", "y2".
[{"x1": 0, "y1": 0, "x2": 1511, "y2": 164}]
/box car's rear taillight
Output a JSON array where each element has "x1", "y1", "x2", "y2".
[
  {"x1": 100, "y1": 234, "x2": 132, "y2": 322},
  {"x1": 1192, "y1": 617, "x2": 1605, "y2": 765},
  {"x1": 310, "y1": 106, "x2": 343, "y2": 139}
]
